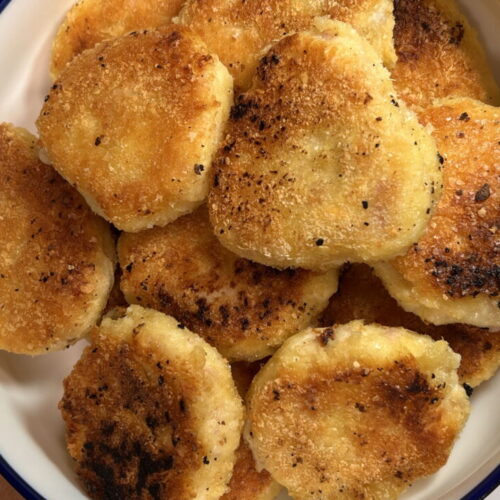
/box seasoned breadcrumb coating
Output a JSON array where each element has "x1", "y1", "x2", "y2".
[
  {"x1": 246, "y1": 321, "x2": 470, "y2": 499},
  {"x1": 51, "y1": 0, "x2": 185, "y2": 78},
  {"x1": 392, "y1": 0, "x2": 500, "y2": 113},
  {"x1": 0, "y1": 123, "x2": 114, "y2": 354},
  {"x1": 375, "y1": 98, "x2": 500, "y2": 329},
  {"x1": 39, "y1": 26, "x2": 233, "y2": 232},
  {"x1": 209, "y1": 20, "x2": 442, "y2": 270},
  {"x1": 118, "y1": 206, "x2": 338, "y2": 361},
  {"x1": 322, "y1": 264, "x2": 500, "y2": 387},
  {"x1": 60, "y1": 305, "x2": 243, "y2": 500},
  {"x1": 177, "y1": 0, "x2": 396, "y2": 90}
]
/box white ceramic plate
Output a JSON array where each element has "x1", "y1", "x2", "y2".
[{"x1": 0, "y1": 1, "x2": 499, "y2": 499}]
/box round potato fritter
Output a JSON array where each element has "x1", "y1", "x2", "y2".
[
  {"x1": 118, "y1": 207, "x2": 338, "y2": 362},
  {"x1": 375, "y1": 98, "x2": 500, "y2": 329},
  {"x1": 208, "y1": 20, "x2": 442, "y2": 271},
  {"x1": 245, "y1": 322, "x2": 470, "y2": 500},
  {"x1": 51, "y1": 0, "x2": 185, "y2": 79},
  {"x1": 38, "y1": 26, "x2": 233, "y2": 232},
  {"x1": 0, "y1": 123, "x2": 114, "y2": 355},
  {"x1": 392, "y1": 0, "x2": 500, "y2": 113},
  {"x1": 60, "y1": 305, "x2": 243, "y2": 500},
  {"x1": 176, "y1": 0, "x2": 396, "y2": 91},
  {"x1": 322, "y1": 264, "x2": 500, "y2": 388}
]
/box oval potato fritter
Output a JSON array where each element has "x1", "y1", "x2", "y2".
[
  {"x1": 51, "y1": 0, "x2": 186, "y2": 79},
  {"x1": 60, "y1": 305, "x2": 243, "y2": 500},
  {"x1": 209, "y1": 20, "x2": 442, "y2": 271},
  {"x1": 225, "y1": 361, "x2": 282, "y2": 500},
  {"x1": 0, "y1": 124, "x2": 114, "y2": 355},
  {"x1": 118, "y1": 207, "x2": 338, "y2": 362},
  {"x1": 176, "y1": 0, "x2": 396, "y2": 91},
  {"x1": 38, "y1": 26, "x2": 233, "y2": 232},
  {"x1": 375, "y1": 98, "x2": 500, "y2": 329},
  {"x1": 322, "y1": 264, "x2": 500, "y2": 388},
  {"x1": 245, "y1": 322, "x2": 470, "y2": 500},
  {"x1": 392, "y1": 0, "x2": 500, "y2": 113}
]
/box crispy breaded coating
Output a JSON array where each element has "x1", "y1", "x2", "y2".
[
  {"x1": 51, "y1": 0, "x2": 185, "y2": 79},
  {"x1": 60, "y1": 305, "x2": 243, "y2": 500},
  {"x1": 322, "y1": 264, "x2": 500, "y2": 387},
  {"x1": 118, "y1": 207, "x2": 338, "y2": 361},
  {"x1": 209, "y1": 20, "x2": 442, "y2": 271},
  {"x1": 0, "y1": 124, "x2": 114, "y2": 355},
  {"x1": 176, "y1": 0, "x2": 396, "y2": 91},
  {"x1": 392, "y1": 0, "x2": 500, "y2": 113},
  {"x1": 38, "y1": 26, "x2": 233, "y2": 232},
  {"x1": 245, "y1": 321, "x2": 470, "y2": 500},
  {"x1": 375, "y1": 98, "x2": 500, "y2": 329}
]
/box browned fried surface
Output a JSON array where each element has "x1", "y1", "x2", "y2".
[
  {"x1": 0, "y1": 123, "x2": 114, "y2": 354},
  {"x1": 60, "y1": 306, "x2": 243, "y2": 500},
  {"x1": 392, "y1": 99, "x2": 499, "y2": 299},
  {"x1": 178, "y1": 0, "x2": 396, "y2": 90},
  {"x1": 118, "y1": 207, "x2": 337, "y2": 361},
  {"x1": 392, "y1": 0, "x2": 500, "y2": 112},
  {"x1": 51, "y1": 0, "x2": 185, "y2": 78},
  {"x1": 246, "y1": 323, "x2": 469, "y2": 499},
  {"x1": 39, "y1": 26, "x2": 232, "y2": 232},
  {"x1": 322, "y1": 264, "x2": 500, "y2": 387},
  {"x1": 208, "y1": 21, "x2": 441, "y2": 270},
  {"x1": 61, "y1": 343, "x2": 201, "y2": 499},
  {"x1": 222, "y1": 440, "x2": 280, "y2": 500}
]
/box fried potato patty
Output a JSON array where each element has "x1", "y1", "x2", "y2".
[
  {"x1": 118, "y1": 207, "x2": 338, "y2": 361},
  {"x1": 245, "y1": 321, "x2": 470, "y2": 500},
  {"x1": 51, "y1": 0, "x2": 185, "y2": 79},
  {"x1": 0, "y1": 124, "x2": 114, "y2": 354},
  {"x1": 375, "y1": 98, "x2": 500, "y2": 329},
  {"x1": 38, "y1": 26, "x2": 233, "y2": 232},
  {"x1": 322, "y1": 264, "x2": 500, "y2": 387},
  {"x1": 392, "y1": 0, "x2": 500, "y2": 113},
  {"x1": 176, "y1": 0, "x2": 396, "y2": 91},
  {"x1": 60, "y1": 305, "x2": 243, "y2": 500},
  {"x1": 209, "y1": 20, "x2": 442, "y2": 270}
]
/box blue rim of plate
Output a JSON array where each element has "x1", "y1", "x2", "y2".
[
  {"x1": 0, "y1": 0, "x2": 498, "y2": 498},
  {"x1": 1, "y1": 453, "x2": 498, "y2": 500},
  {"x1": 0, "y1": 0, "x2": 11, "y2": 14}
]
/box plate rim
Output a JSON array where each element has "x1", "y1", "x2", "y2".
[{"x1": 0, "y1": 0, "x2": 498, "y2": 499}]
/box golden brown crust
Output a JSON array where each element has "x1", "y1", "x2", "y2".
[
  {"x1": 222, "y1": 441, "x2": 281, "y2": 500},
  {"x1": 322, "y1": 264, "x2": 500, "y2": 387},
  {"x1": 375, "y1": 98, "x2": 500, "y2": 328},
  {"x1": 0, "y1": 123, "x2": 114, "y2": 354},
  {"x1": 208, "y1": 21, "x2": 441, "y2": 270},
  {"x1": 51, "y1": 0, "x2": 185, "y2": 79},
  {"x1": 245, "y1": 322, "x2": 470, "y2": 500},
  {"x1": 118, "y1": 207, "x2": 337, "y2": 361},
  {"x1": 38, "y1": 26, "x2": 233, "y2": 232},
  {"x1": 177, "y1": 0, "x2": 396, "y2": 91},
  {"x1": 60, "y1": 306, "x2": 243, "y2": 500},
  {"x1": 392, "y1": 0, "x2": 500, "y2": 112}
]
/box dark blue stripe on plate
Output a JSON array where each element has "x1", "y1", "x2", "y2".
[
  {"x1": 0, "y1": 0, "x2": 12, "y2": 14},
  {"x1": 0, "y1": 455, "x2": 45, "y2": 500}
]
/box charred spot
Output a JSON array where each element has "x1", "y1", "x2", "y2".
[
  {"x1": 459, "y1": 112, "x2": 470, "y2": 122},
  {"x1": 257, "y1": 52, "x2": 280, "y2": 81},
  {"x1": 193, "y1": 164, "x2": 204, "y2": 175},
  {"x1": 354, "y1": 402, "x2": 366, "y2": 412},
  {"x1": 272, "y1": 389, "x2": 281, "y2": 401},
  {"x1": 179, "y1": 399, "x2": 186, "y2": 413},
  {"x1": 230, "y1": 96, "x2": 258, "y2": 120},
  {"x1": 166, "y1": 31, "x2": 182, "y2": 44},
  {"x1": 449, "y1": 23, "x2": 465, "y2": 45},
  {"x1": 474, "y1": 184, "x2": 490, "y2": 202},
  {"x1": 319, "y1": 328, "x2": 334, "y2": 346},
  {"x1": 316, "y1": 238, "x2": 324, "y2": 246}
]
